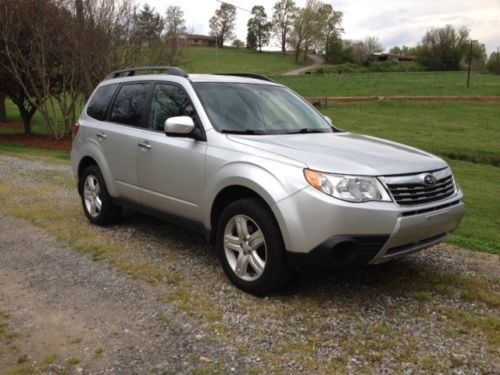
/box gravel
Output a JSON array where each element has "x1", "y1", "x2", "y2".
[{"x1": 0, "y1": 154, "x2": 498, "y2": 374}]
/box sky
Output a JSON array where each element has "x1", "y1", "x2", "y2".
[{"x1": 145, "y1": 0, "x2": 500, "y2": 54}]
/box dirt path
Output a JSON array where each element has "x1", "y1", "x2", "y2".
[
  {"x1": 0, "y1": 215, "x2": 229, "y2": 374},
  {"x1": 0, "y1": 154, "x2": 499, "y2": 374},
  {"x1": 281, "y1": 54, "x2": 324, "y2": 76}
]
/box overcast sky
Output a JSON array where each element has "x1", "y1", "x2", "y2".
[{"x1": 145, "y1": 0, "x2": 500, "y2": 54}]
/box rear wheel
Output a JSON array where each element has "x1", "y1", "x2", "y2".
[
  {"x1": 216, "y1": 198, "x2": 293, "y2": 295},
  {"x1": 80, "y1": 165, "x2": 121, "y2": 226}
]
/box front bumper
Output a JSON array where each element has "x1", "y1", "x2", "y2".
[{"x1": 275, "y1": 185, "x2": 465, "y2": 268}]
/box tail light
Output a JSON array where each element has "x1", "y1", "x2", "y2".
[{"x1": 72, "y1": 121, "x2": 80, "y2": 139}]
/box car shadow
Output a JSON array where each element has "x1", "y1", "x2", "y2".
[{"x1": 115, "y1": 208, "x2": 458, "y2": 301}]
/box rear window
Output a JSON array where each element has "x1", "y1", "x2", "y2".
[
  {"x1": 86, "y1": 84, "x2": 118, "y2": 121},
  {"x1": 109, "y1": 83, "x2": 149, "y2": 127}
]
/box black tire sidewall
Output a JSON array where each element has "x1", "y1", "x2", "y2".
[{"x1": 216, "y1": 198, "x2": 289, "y2": 295}]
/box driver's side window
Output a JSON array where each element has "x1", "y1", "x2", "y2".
[{"x1": 149, "y1": 83, "x2": 195, "y2": 131}]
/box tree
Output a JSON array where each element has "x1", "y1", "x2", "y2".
[
  {"x1": 486, "y1": 51, "x2": 500, "y2": 74},
  {"x1": 364, "y1": 36, "x2": 383, "y2": 55},
  {"x1": 389, "y1": 45, "x2": 412, "y2": 55},
  {"x1": 209, "y1": 3, "x2": 236, "y2": 48},
  {"x1": 232, "y1": 39, "x2": 245, "y2": 49},
  {"x1": 0, "y1": 66, "x2": 37, "y2": 133},
  {"x1": 246, "y1": 6, "x2": 272, "y2": 53},
  {"x1": 0, "y1": 93, "x2": 6, "y2": 122},
  {"x1": 290, "y1": 0, "x2": 324, "y2": 63},
  {"x1": 246, "y1": 30, "x2": 257, "y2": 51},
  {"x1": 321, "y1": 3, "x2": 343, "y2": 63},
  {"x1": 415, "y1": 25, "x2": 471, "y2": 71},
  {"x1": 0, "y1": 0, "x2": 143, "y2": 139},
  {"x1": 164, "y1": 6, "x2": 186, "y2": 65},
  {"x1": 133, "y1": 4, "x2": 164, "y2": 47},
  {"x1": 165, "y1": 6, "x2": 186, "y2": 36},
  {"x1": 271, "y1": 0, "x2": 296, "y2": 54}
]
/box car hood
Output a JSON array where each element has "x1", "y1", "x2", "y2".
[{"x1": 227, "y1": 132, "x2": 447, "y2": 176}]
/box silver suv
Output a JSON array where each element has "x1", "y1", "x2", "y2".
[{"x1": 71, "y1": 66, "x2": 465, "y2": 294}]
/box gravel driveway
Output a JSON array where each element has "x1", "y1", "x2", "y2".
[{"x1": 0, "y1": 154, "x2": 498, "y2": 374}]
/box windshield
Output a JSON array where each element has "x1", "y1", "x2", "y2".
[{"x1": 193, "y1": 82, "x2": 334, "y2": 135}]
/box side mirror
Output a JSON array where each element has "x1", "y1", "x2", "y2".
[
  {"x1": 165, "y1": 116, "x2": 195, "y2": 136},
  {"x1": 324, "y1": 115, "x2": 333, "y2": 125}
]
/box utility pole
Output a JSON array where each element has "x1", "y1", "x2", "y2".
[{"x1": 466, "y1": 40, "x2": 475, "y2": 89}]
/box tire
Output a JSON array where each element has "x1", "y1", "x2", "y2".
[
  {"x1": 80, "y1": 165, "x2": 121, "y2": 226},
  {"x1": 216, "y1": 198, "x2": 294, "y2": 295}
]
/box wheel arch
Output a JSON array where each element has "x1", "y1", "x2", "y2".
[
  {"x1": 75, "y1": 143, "x2": 117, "y2": 197},
  {"x1": 207, "y1": 183, "x2": 291, "y2": 250}
]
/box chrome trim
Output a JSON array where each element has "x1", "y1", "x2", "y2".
[
  {"x1": 380, "y1": 167, "x2": 451, "y2": 185},
  {"x1": 379, "y1": 168, "x2": 457, "y2": 206}
]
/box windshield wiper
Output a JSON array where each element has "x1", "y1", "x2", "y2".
[
  {"x1": 285, "y1": 128, "x2": 326, "y2": 134},
  {"x1": 220, "y1": 129, "x2": 266, "y2": 135}
]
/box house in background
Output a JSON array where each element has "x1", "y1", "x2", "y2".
[
  {"x1": 370, "y1": 53, "x2": 417, "y2": 62},
  {"x1": 179, "y1": 34, "x2": 216, "y2": 48}
]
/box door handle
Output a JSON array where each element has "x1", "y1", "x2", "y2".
[
  {"x1": 138, "y1": 142, "x2": 152, "y2": 150},
  {"x1": 96, "y1": 132, "x2": 107, "y2": 139}
]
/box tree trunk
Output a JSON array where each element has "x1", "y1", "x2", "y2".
[
  {"x1": 0, "y1": 93, "x2": 7, "y2": 122},
  {"x1": 16, "y1": 103, "x2": 36, "y2": 135},
  {"x1": 19, "y1": 107, "x2": 34, "y2": 135}
]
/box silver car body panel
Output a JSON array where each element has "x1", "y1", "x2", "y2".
[
  {"x1": 228, "y1": 132, "x2": 448, "y2": 175},
  {"x1": 72, "y1": 73, "x2": 465, "y2": 262}
]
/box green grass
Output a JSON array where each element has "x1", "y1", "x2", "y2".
[
  {"x1": 180, "y1": 47, "x2": 305, "y2": 75},
  {"x1": 322, "y1": 101, "x2": 500, "y2": 166},
  {"x1": 0, "y1": 142, "x2": 70, "y2": 161},
  {"x1": 2, "y1": 99, "x2": 69, "y2": 136},
  {"x1": 275, "y1": 72, "x2": 500, "y2": 97},
  {"x1": 322, "y1": 101, "x2": 500, "y2": 254}
]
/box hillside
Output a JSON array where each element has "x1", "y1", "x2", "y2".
[
  {"x1": 179, "y1": 47, "x2": 305, "y2": 75},
  {"x1": 275, "y1": 72, "x2": 500, "y2": 97}
]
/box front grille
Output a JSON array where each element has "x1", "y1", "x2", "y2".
[{"x1": 383, "y1": 169, "x2": 456, "y2": 206}]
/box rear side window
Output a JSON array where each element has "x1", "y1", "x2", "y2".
[
  {"x1": 110, "y1": 83, "x2": 149, "y2": 127},
  {"x1": 86, "y1": 84, "x2": 118, "y2": 121}
]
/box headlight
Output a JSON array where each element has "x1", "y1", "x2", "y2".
[{"x1": 304, "y1": 169, "x2": 392, "y2": 203}]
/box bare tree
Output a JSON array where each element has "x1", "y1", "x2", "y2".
[
  {"x1": 272, "y1": 0, "x2": 296, "y2": 54},
  {"x1": 0, "y1": 0, "x2": 142, "y2": 139},
  {"x1": 164, "y1": 5, "x2": 186, "y2": 65},
  {"x1": 209, "y1": 3, "x2": 236, "y2": 47},
  {"x1": 290, "y1": 0, "x2": 324, "y2": 63}
]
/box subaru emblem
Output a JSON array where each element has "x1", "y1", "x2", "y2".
[{"x1": 423, "y1": 174, "x2": 437, "y2": 186}]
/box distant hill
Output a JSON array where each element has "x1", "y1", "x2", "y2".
[{"x1": 179, "y1": 47, "x2": 306, "y2": 75}]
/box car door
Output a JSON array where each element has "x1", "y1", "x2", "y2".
[
  {"x1": 96, "y1": 82, "x2": 151, "y2": 201},
  {"x1": 136, "y1": 82, "x2": 207, "y2": 221}
]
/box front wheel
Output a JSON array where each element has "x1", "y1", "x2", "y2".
[{"x1": 216, "y1": 198, "x2": 293, "y2": 295}]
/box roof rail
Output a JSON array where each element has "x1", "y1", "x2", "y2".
[
  {"x1": 105, "y1": 66, "x2": 189, "y2": 80},
  {"x1": 216, "y1": 73, "x2": 274, "y2": 82}
]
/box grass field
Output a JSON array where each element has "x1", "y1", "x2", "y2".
[
  {"x1": 275, "y1": 72, "x2": 500, "y2": 97},
  {"x1": 323, "y1": 101, "x2": 500, "y2": 166},
  {"x1": 180, "y1": 48, "x2": 304, "y2": 75},
  {"x1": 323, "y1": 101, "x2": 500, "y2": 254}
]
